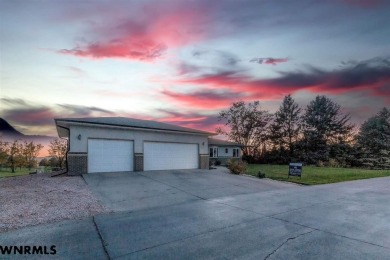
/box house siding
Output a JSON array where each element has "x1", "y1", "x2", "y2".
[
  {"x1": 69, "y1": 125, "x2": 208, "y2": 154},
  {"x1": 66, "y1": 125, "x2": 209, "y2": 174},
  {"x1": 209, "y1": 146, "x2": 242, "y2": 166}
]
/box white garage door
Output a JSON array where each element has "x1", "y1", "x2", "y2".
[
  {"x1": 88, "y1": 139, "x2": 133, "y2": 173},
  {"x1": 144, "y1": 142, "x2": 198, "y2": 171}
]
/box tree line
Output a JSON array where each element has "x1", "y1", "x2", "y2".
[
  {"x1": 217, "y1": 95, "x2": 390, "y2": 169},
  {"x1": 0, "y1": 138, "x2": 67, "y2": 173}
]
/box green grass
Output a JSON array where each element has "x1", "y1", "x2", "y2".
[
  {"x1": 0, "y1": 167, "x2": 50, "y2": 178},
  {"x1": 246, "y1": 164, "x2": 390, "y2": 185}
]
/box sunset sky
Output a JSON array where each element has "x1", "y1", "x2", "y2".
[{"x1": 1, "y1": 0, "x2": 389, "y2": 137}]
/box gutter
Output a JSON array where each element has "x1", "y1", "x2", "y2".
[{"x1": 51, "y1": 123, "x2": 70, "y2": 177}]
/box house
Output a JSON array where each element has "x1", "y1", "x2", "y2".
[
  {"x1": 55, "y1": 117, "x2": 214, "y2": 175},
  {"x1": 208, "y1": 138, "x2": 243, "y2": 166}
]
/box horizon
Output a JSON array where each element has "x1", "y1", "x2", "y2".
[{"x1": 1, "y1": 0, "x2": 390, "y2": 139}]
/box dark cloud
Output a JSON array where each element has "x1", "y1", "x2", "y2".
[
  {"x1": 177, "y1": 49, "x2": 245, "y2": 79},
  {"x1": 208, "y1": 57, "x2": 390, "y2": 92},
  {"x1": 158, "y1": 109, "x2": 220, "y2": 132},
  {"x1": 1, "y1": 98, "x2": 29, "y2": 106},
  {"x1": 250, "y1": 57, "x2": 289, "y2": 65},
  {"x1": 192, "y1": 49, "x2": 241, "y2": 66},
  {"x1": 57, "y1": 104, "x2": 113, "y2": 117},
  {"x1": 0, "y1": 99, "x2": 115, "y2": 131},
  {"x1": 0, "y1": 98, "x2": 222, "y2": 135},
  {"x1": 166, "y1": 57, "x2": 390, "y2": 109},
  {"x1": 2, "y1": 107, "x2": 55, "y2": 126}
]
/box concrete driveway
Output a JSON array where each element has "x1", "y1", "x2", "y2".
[
  {"x1": 82, "y1": 168, "x2": 296, "y2": 212},
  {"x1": 1, "y1": 169, "x2": 389, "y2": 259}
]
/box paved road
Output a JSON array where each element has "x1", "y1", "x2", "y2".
[{"x1": 1, "y1": 169, "x2": 389, "y2": 259}]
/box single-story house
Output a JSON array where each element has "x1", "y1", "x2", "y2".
[
  {"x1": 208, "y1": 138, "x2": 244, "y2": 166},
  {"x1": 55, "y1": 117, "x2": 214, "y2": 175}
]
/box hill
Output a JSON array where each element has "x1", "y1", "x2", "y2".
[
  {"x1": 0, "y1": 118, "x2": 57, "y2": 156},
  {"x1": 0, "y1": 118, "x2": 24, "y2": 137}
]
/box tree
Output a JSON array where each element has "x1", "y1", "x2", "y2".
[
  {"x1": 301, "y1": 96, "x2": 353, "y2": 164},
  {"x1": 357, "y1": 107, "x2": 390, "y2": 169},
  {"x1": 7, "y1": 140, "x2": 23, "y2": 173},
  {"x1": 269, "y1": 94, "x2": 302, "y2": 159},
  {"x1": 39, "y1": 158, "x2": 48, "y2": 167},
  {"x1": 49, "y1": 157, "x2": 59, "y2": 168},
  {"x1": 22, "y1": 141, "x2": 43, "y2": 170},
  {"x1": 0, "y1": 140, "x2": 9, "y2": 170},
  {"x1": 48, "y1": 138, "x2": 67, "y2": 168},
  {"x1": 217, "y1": 101, "x2": 272, "y2": 160}
]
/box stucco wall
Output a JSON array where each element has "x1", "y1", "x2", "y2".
[{"x1": 68, "y1": 125, "x2": 209, "y2": 155}]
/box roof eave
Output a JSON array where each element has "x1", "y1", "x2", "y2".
[{"x1": 55, "y1": 119, "x2": 216, "y2": 136}]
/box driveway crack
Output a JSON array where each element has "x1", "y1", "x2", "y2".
[
  {"x1": 263, "y1": 229, "x2": 314, "y2": 260},
  {"x1": 93, "y1": 217, "x2": 111, "y2": 260}
]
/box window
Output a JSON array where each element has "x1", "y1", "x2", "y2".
[
  {"x1": 225, "y1": 148, "x2": 228, "y2": 153},
  {"x1": 233, "y1": 148, "x2": 239, "y2": 158},
  {"x1": 209, "y1": 147, "x2": 218, "y2": 158}
]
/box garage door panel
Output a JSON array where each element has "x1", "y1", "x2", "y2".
[
  {"x1": 88, "y1": 139, "x2": 133, "y2": 173},
  {"x1": 144, "y1": 142, "x2": 198, "y2": 171}
]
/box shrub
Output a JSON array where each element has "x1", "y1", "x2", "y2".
[
  {"x1": 215, "y1": 160, "x2": 221, "y2": 166},
  {"x1": 316, "y1": 160, "x2": 325, "y2": 167},
  {"x1": 257, "y1": 171, "x2": 266, "y2": 178},
  {"x1": 326, "y1": 158, "x2": 339, "y2": 168},
  {"x1": 227, "y1": 159, "x2": 247, "y2": 174}
]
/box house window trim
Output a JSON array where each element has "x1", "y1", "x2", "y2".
[
  {"x1": 233, "y1": 148, "x2": 240, "y2": 158},
  {"x1": 210, "y1": 146, "x2": 218, "y2": 158}
]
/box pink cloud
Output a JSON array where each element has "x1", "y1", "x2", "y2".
[
  {"x1": 161, "y1": 57, "x2": 390, "y2": 109},
  {"x1": 162, "y1": 89, "x2": 246, "y2": 109},
  {"x1": 58, "y1": 6, "x2": 209, "y2": 61}
]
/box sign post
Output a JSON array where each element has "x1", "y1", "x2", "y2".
[{"x1": 288, "y1": 163, "x2": 303, "y2": 178}]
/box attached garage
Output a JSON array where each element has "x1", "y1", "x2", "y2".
[
  {"x1": 55, "y1": 117, "x2": 213, "y2": 175},
  {"x1": 144, "y1": 142, "x2": 198, "y2": 171},
  {"x1": 88, "y1": 139, "x2": 134, "y2": 173}
]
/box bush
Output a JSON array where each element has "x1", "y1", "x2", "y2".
[
  {"x1": 215, "y1": 160, "x2": 221, "y2": 166},
  {"x1": 326, "y1": 158, "x2": 339, "y2": 168},
  {"x1": 316, "y1": 160, "x2": 325, "y2": 167},
  {"x1": 227, "y1": 159, "x2": 247, "y2": 174},
  {"x1": 257, "y1": 171, "x2": 266, "y2": 178}
]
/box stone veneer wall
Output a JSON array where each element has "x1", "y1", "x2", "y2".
[
  {"x1": 134, "y1": 153, "x2": 144, "y2": 171},
  {"x1": 199, "y1": 154, "x2": 209, "y2": 169},
  {"x1": 67, "y1": 153, "x2": 87, "y2": 175}
]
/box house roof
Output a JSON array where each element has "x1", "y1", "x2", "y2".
[
  {"x1": 208, "y1": 138, "x2": 244, "y2": 147},
  {"x1": 55, "y1": 117, "x2": 215, "y2": 136}
]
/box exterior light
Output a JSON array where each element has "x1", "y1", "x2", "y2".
[{"x1": 77, "y1": 134, "x2": 82, "y2": 140}]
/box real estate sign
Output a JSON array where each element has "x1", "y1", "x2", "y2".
[{"x1": 289, "y1": 163, "x2": 303, "y2": 177}]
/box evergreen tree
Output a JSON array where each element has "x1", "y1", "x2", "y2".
[
  {"x1": 302, "y1": 95, "x2": 353, "y2": 164},
  {"x1": 269, "y1": 94, "x2": 302, "y2": 159},
  {"x1": 357, "y1": 107, "x2": 390, "y2": 169}
]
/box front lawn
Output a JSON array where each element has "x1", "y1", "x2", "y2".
[
  {"x1": 0, "y1": 167, "x2": 50, "y2": 178},
  {"x1": 246, "y1": 164, "x2": 390, "y2": 185}
]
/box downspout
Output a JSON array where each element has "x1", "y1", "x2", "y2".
[{"x1": 51, "y1": 125, "x2": 71, "y2": 177}]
